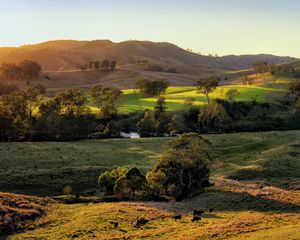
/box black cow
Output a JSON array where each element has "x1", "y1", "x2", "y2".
[
  {"x1": 133, "y1": 218, "x2": 149, "y2": 227},
  {"x1": 193, "y1": 209, "x2": 204, "y2": 216},
  {"x1": 172, "y1": 215, "x2": 182, "y2": 220},
  {"x1": 191, "y1": 216, "x2": 201, "y2": 222}
]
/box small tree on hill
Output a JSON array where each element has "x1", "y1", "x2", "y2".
[
  {"x1": 197, "y1": 76, "x2": 220, "y2": 103},
  {"x1": 110, "y1": 61, "x2": 117, "y2": 71},
  {"x1": 94, "y1": 61, "x2": 100, "y2": 70},
  {"x1": 101, "y1": 60, "x2": 110, "y2": 71},
  {"x1": 225, "y1": 89, "x2": 240, "y2": 103}
]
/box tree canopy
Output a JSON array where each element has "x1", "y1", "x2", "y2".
[{"x1": 147, "y1": 133, "x2": 212, "y2": 200}]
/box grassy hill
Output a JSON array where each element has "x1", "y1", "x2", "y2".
[
  {"x1": 1, "y1": 130, "x2": 300, "y2": 239},
  {"x1": 0, "y1": 40, "x2": 296, "y2": 71}
]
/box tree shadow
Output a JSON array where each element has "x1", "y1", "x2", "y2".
[{"x1": 143, "y1": 186, "x2": 300, "y2": 215}]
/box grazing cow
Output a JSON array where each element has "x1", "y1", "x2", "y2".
[
  {"x1": 110, "y1": 221, "x2": 119, "y2": 229},
  {"x1": 191, "y1": 216, "x2": 201, "y2": 222},
  {"x1": 172, "y1": 215, "x2": 182, "y2": 220},
  {"x1": 209, "y1": 208, "x2": 214, "y2": 213},
  {"x1": 193, "y1": 210, "x2": 204, "y2": 216},
  {"x1": 133, "y1": 218, "x2": 149, "y2": 227}
]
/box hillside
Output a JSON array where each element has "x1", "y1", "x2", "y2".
[
  {"x1": 0, "y1": 192, "x2": 48, "y2": 235},
  {"x1": 1, "y1": 131, "x2": 300, "y2": 239},
  {"x1": 0, "y1": 40, "x2": 296, "y2": 71}
]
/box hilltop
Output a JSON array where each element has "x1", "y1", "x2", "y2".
[{"x1": 0, "y1": 40, "x2": 296, "y2": 71}]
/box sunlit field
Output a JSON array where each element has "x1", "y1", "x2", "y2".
[{"x1": 85, "y1": 85, "x2": 285, "y2": 113}]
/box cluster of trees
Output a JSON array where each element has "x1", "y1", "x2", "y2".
[
  {"x1": 240, "y1": 76, "x2": 254, "y2": 86},
  {"x1": 99, "y1": 133, "x2": 212, "y2": 201},
  {"x1": 91, "y1": 85, "x2": 122, "y2": 116},
  {"x1": 0, "y1": 60, "x2": 42, "y2": 80},
  {"x1": 76, "y1": 60, "x2": 117, "y2": 71},
  {"x1": 271, "y1": 65, "x2": 300, "y2": 78},
  {"x1": 0, "y1": 85, "x2": 122, "y2": 141},
  {"x1": 253, "y1": 60, "x2": 300, "y2": 79},
  {"x1": 136, "y1": 79, "x2": 169, "y2": 97},
  {"x1": 253, "y1": 61, "x2": 273, "y2": 74},
  {"x1": 136, "y1": 97, "x2": 169, "y2": 136}
]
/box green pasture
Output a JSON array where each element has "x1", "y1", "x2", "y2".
[
  {"x1": 86, "y1": 85, "x2": 284, "y2": 113},
  {"x1": 1, "y1": 130, "x2": 299, "y2": 196}
]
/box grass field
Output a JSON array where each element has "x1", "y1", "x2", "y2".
[
  {"x1": 1, "y1": 131, "x2": 299, "y2": 195},
  {"x1": 85, "y1": 85, "x2": 285, "y2": 113},
  {"x1": 1, "y1": 130, "x2": 300, "y2": 239}
]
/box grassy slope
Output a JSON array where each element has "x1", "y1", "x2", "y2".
[
  {"x1": 0, "y1": 131, "x2": 299, "y2": 194},
  {"x1": 0, "y1": 193, "x2": 48, "y2": 234},
  {"x1": 85, "y1": 84, "x2": 285, "y2": 113},
  {"x1": 1, "y1": 131, "x2": 300, "y2": 239}
]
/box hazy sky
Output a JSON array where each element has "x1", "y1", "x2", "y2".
[{"x1": 0, "y1": 0, "x2": 299, "y2": 57}]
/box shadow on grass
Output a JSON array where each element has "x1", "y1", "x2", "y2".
[{"x1": 181, "y1": 188, "x2": 300, "y2": 214}]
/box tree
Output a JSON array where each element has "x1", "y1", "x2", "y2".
[
  {"x1": 123, "y1": 167, "x2": 146, "y2": 198},
  {"x1": 154, "y1": 96, "x2": 167, "y2": 115},
  {"x1": 136, "y1": 110, "x2": 157, "y2": 137},
  {"x1": 0, "y1": 63, "x2": 22, "y2": 79},
  {"x1": 101, "y1": 60, "x2": 110, "y2": 71},
  {"x1": 110, "y1": 61, "x2": 117, "y2": 71},
  {"x1": 253, "y1": 61, "x2": 269, "y2": 74},
  {"x1": 0, "y1": 60, "x2": 41, "y2": 80},
  {"x1": 136, "y1": 79, "x2": 169, "y2": 97},
  {"x1": 91, "y1": 85, "x2": 123, "y2": 117},
  {"x1": 98, "y1": 167, "x2": 128, "y2": 195},
  {"x1": 98, "y1": 167, "x2": 146, "y2": 199},
  {"x1": 294, "y1": 96, "x2": 300, "y2": 114},
  {"x1": 0, "y1": 90, "x2": 31, "y2": 141},
  {"x1": 199, "y1": 103, "x2": 232, "y2": 132},
  {"x1": 147, "y1": 133, "x2": 212, "y2": 200},
  {"x1": 225, "y1": 89, "x2": 240, "y2": 103},
  {"x1": 288, "y1": 80, "x2": 300, "y2": 94},
  {"x1": 241, "y1": 76, "x2": 248, "y2": 86},
  {"x1": 57, "y1": 89, "x2": 87, "y2": 116},
  {"x1": 24, "y1": 88, "x2": 41, "y2": 121},
  {"x1": 94, "y1": 61, "x2": 100, "y2": 70},
  {"x1": 196, "y1": 76, "x2": 220, "y2": 103},
  {"x1": 18, "y1": 60, "x2": 42, "y2": 79}
]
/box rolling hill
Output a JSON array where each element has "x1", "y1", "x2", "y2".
[
  {"x1": 0, "y1": 40, "x2": 297, "y2": 90},
  {"x1": 0, "y1": 40, "x2": 296, "y2": 71}
]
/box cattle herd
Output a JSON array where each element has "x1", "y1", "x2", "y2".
[{"x1": 109, "y1": 208, "x2": 214, "y2": 230}]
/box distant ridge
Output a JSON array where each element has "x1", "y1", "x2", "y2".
[{"x1": 0, "y1": 40, "x2": 297, "y2": 71}]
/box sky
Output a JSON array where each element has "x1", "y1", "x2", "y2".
[{"x1": 0, "y1": 0, "x2": 300, "y2": 57}]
